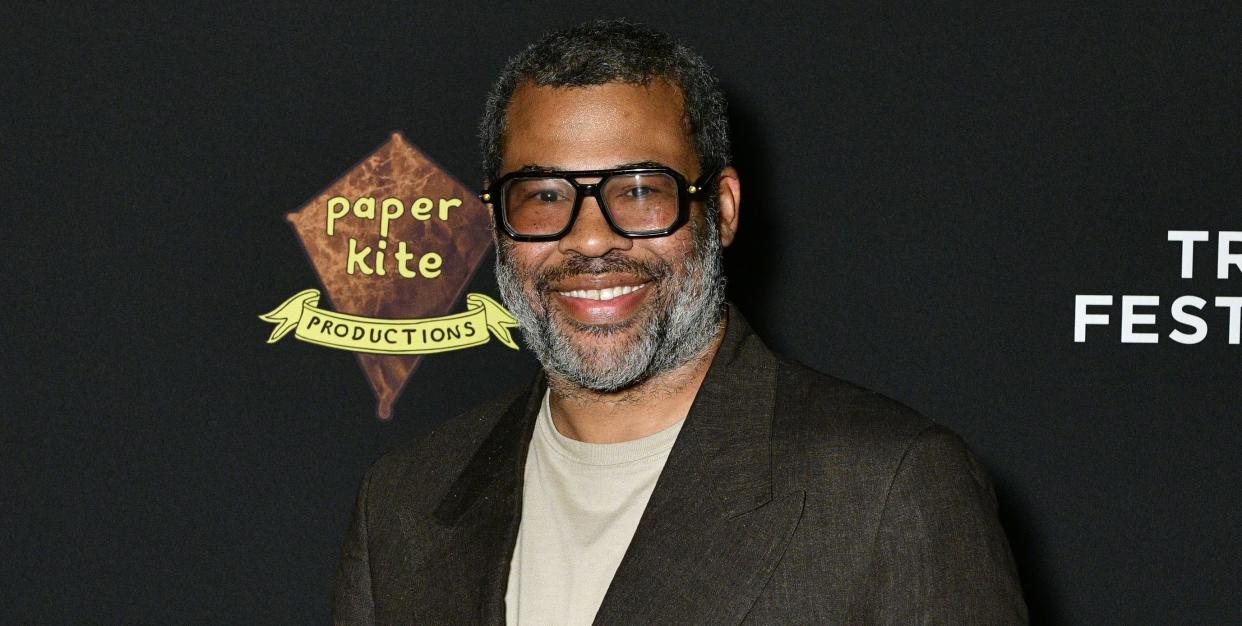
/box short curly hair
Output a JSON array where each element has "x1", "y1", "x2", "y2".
[{"x1": 478, "y1": 19, "x2": 731, "y2": 190}]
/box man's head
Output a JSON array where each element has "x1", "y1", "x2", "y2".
[
  {"x1": 480, "y1": 19, "x2": 741, "y2": 393},
  {"x1": 480, "y1": 19, "x2": 731, "y2": 199}
]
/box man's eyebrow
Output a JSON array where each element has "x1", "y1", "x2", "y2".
[
  {"x1": 515, "y1": 164, "x2": 557, "y2": 174},
  {"x1": 612, "y1": 160, "x2": 667, "y2": 169},
  {"x1": 514, "y1": 160, "x2": 671, "y2": 174}
]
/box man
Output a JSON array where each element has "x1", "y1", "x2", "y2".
[{"x1": 334, "y1": 19, "x2": 1027, "y2": 625}]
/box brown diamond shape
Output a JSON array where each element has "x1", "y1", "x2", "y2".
[{"x1": 286, "y1": 132, "x2": 493, "y2": 420}]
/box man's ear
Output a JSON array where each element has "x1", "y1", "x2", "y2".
[
  {"x1": 714, "y1": 165, "x2": 741, "y2": 248},
  {"x1": 482, "y1": 183, "x2": 500, "y2": 240}
]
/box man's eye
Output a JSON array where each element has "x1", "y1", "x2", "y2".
[
  {"x1": 623, "y1": 186, "x2": 656, "y2": 198},
  {"x1": 533, "y1": 190, "x2": 564, "y2": 202}
]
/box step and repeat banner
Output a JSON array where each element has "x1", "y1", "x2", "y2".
[{"x1": 7, "y1": 5, "x2": 1237, "y2": 624}]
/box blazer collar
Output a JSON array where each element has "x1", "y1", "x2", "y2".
[
  {"x1": 428, "y1": 302, "x2": 794, "y2": 625},
  {"x1": 432, "y1": 301, "x2": 776, "y2": 526}
]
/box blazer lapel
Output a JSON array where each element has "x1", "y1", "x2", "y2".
[
  {"x1": 591, "y1": 305, "x2": 806, "y2": 625},
  {"x1": 425, "y1": 371, "x2": 544, "y2": 626},
  {"x1": 423, "y1": 303, "x2": 804, "y2": 626}
]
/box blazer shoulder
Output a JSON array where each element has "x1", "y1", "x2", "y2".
[
  {"x1": 772, "y1": 355, "x2": 936, "y2": 449},
  {"x1": 766, "y1": 356, "x2": 1001, "y2": 534},
  {"x1": 364, "y1": 381, "x2": 528, "y2": 494},
  {"x1": 766, "y1": 354, "x2": 991, "y2": 494}
]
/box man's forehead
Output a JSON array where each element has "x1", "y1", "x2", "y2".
[
  {"x1": 501, "y1": 80, "x2": 695, "y2": 173},
  {"x1": 512, "y1": 160, "x2": 671, "y2": 174}
]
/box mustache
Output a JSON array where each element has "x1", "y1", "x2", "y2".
[{"x1": 533, "y1": 251, "x2": 672, "y2": 292}]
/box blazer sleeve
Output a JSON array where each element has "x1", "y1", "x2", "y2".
[
  {"x1": 333, "y1": 467, "x2": 376, "y2": 625},
  {"x1": 865, "y1": 424, "x2": 1028, "y2": 625}
]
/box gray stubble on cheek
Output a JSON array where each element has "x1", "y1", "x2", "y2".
[{"x1": 492, "y1": 210, "x2": 727, "y2": 392}]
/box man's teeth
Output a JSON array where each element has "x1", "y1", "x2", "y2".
[{"x1": 557, "y1": 283, "x2": 647, "y2": 301}]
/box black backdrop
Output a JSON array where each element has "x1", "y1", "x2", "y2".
[{"x1": 5, "y1": 3, "x2": 1239, "y2": 623}]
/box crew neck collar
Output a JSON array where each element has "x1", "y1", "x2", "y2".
[{"x1": 536, "y1": 389, "x2": 686, "y2": 466}]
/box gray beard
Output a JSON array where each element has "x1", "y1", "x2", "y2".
[{"x1": 494, "y1": 212, "x2": 727, "y2": 393}]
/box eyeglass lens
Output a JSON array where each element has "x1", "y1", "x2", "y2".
[{"x1": 502, "y1": 172, "x2": 680, "y2": 236}]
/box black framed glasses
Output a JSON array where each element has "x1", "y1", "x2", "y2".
[{"x1": 480, "y1": 165, "x2": 720, "y2": 241}]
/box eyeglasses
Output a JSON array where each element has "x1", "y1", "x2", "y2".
[{"x1": 480, "y1": 165, "x2": 720, "y2": 241}]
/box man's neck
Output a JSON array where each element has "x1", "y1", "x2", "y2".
[{"x1": 546, "y1": 312, "x2": 728, "y2": 444}]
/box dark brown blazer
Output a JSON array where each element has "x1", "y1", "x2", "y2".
[{"x1": 334, "y1": 303, "x2": 1028, "y2": 624}]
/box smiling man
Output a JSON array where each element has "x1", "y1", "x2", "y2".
[
  {"x1": 489, "y1": 75, "x2": 734, "y2": 438},
  {"x1": 334, "y1": 19, "x2": 1027, "y2": 625}
]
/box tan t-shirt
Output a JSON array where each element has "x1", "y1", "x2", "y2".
[{"x1": 504, "y1": 389, "x2": 686, "y2": 625}]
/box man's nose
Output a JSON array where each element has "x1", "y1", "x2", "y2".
[{"x1": 557, "y1": 193, "x2": 632, "y2": 257}]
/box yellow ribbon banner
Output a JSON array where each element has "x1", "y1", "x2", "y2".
[{"x1": 259, "y1": 289, "x2": 519, "y2": 354}]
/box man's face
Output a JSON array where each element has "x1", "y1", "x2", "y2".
[{"x1": 492, "y1": 80, "x2": 732, "y2": 392}]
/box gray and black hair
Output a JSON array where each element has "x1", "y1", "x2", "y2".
[{"x1": 478, "y1": 19, "x2": 731, "y2": 191}]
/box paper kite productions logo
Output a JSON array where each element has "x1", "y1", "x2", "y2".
[{"x1": 260, "y1": 132, "x2": 518, "y2": 420}]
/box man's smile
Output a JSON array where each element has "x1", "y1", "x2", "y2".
[
  {"x1": 555, "y1": 283, "x2": 647, "y2": 301},
  {"x1": 546, "y1": 273, "x2": 654, "y2": 325}
]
